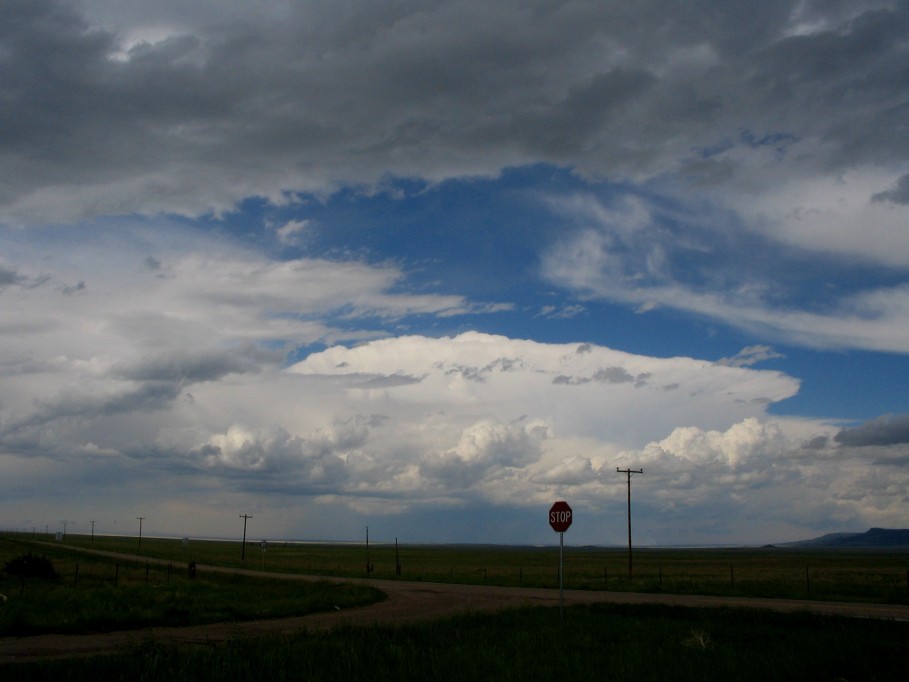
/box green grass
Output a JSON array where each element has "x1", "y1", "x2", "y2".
[
  {"x1": 41, "y1": 532, "x2": 909, "y2": 604},
  {"x1": 4, "y1": 533, "x2": 908, "y2": 679},
  {"x1": 0, "y1": 536, "x2": 384, "y2": 636},
  {"x1": 4, "y1": 603, "x2": 907, "y2": 681}
]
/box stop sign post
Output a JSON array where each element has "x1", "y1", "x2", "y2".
[{"x1": 549, "y1": 501, "x2": 572, "y2": 619}]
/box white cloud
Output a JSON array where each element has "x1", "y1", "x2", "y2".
[
  {"x1": 541, "y1": 192, "x2": 909, "y2": 352},
  {"x1": 1, "y1": 291, "x2": 903, "y2": 543},
  {"x1": 715, "y1": 345, "x2": 784, "y2": 368},
  {"x1": 289, "y1": 332, "x2": 799, "y2": 443},
  {"x1": 274, "y1": 219, "x2": 313, "y2": 246},
  {"x1": 720, "y1": 166, "x2": 909, "y2": 268}
]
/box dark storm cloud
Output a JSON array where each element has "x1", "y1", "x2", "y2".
[
  {"x1": 114, "y1": 350, "x2": 262, "y2": 383},
  {"x1": 552, "y1": 366, "x2": 648, "y2": 386},
  {"x1": 834, "y1": 413, "x2": 909, "y2": 447},
  {"x1": 0, "y1": 266, "x2": 25, "y2": 288},
  {"x1": 1, "y1": 381, "x2": 183, "y2": 449},
  {"x1": 873, "y1": 173, "x2": 909, "y2": 204},
  {"x1": 802, "y1": 435, "x2": 829, "y2": 450},
  {"x1": 3, "y1": 1, "x2": 908, "y2": 222}
]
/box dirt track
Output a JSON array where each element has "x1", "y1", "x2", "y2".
[{"x1": 3, "y1": 553, "x2": 909, "y2": 664}]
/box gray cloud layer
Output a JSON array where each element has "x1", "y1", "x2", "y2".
[
  {"x1": 835, "y1": 413, "x2": 909, "y2": 447},
  {"x1": 2, "y1": 1, "x2": 907, "y2": 223}
]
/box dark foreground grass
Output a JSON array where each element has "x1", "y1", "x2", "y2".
[
  {"x1": 0, "y1": 537, "x2": 384, "y2": 636},
  {"x1": 4, "y1": 602, "x2": 906, "y2": 681},
  {"x1": 0, "y1": 575, "x2": 383, "y2": 636}
]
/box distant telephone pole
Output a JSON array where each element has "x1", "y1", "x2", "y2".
[
  {"x1": 136, "y1": 517, "x2": 145, "y2": 550},
  {"x1": 239, "y1": 514, "x2": 253, "y2": 560},
  {"x1": 617, "y1": 467, "x2": 643, "y2": 578}
]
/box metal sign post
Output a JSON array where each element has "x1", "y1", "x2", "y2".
[
  {"x1": 559, "y1": 530, "x2": 564, "y2": 618},
  {"x1": 548, "y1": 500, "x2": 573, "y2": 621}
]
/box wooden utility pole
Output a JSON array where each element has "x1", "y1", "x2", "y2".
[
  {"x1": 239, "y1": 514, "x2": 253, "y2": 560},
  {"x1": 616, "y1": 467, "x2": 643, "y2": 578},
  {"x1": 136, "y1": 517, "x2": 145, "y2": 550}
]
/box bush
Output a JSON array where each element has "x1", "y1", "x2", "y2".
[{"x1": 3, "y1": 553, "x2": 60, "y2": 580}]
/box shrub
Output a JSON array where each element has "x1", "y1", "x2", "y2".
[{"x1": 3, "y1": 553, "x2": 60, "y2": 580}]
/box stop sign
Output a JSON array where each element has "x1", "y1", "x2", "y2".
[{"x1": 549, "y1": 500, "x2": 573, "y2": 533}]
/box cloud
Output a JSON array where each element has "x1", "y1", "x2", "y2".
[
  {"x1": 2, "y1": 1, "x2": 909, "y2": 545},
  {"x1": 541, "y1": 192, "x2": 909, "y2": 352},
  {"x1": 834, "y1": 413, "x2": 909, "y2": 447},
  {"x1": 3, "y1": 1, "x2": 909, "y2": 229},
  {"x1": 190, "y1": 423, "x2": 350, "y2": 489},
  {"x1": 289, "y1": 332, "x2": 799, "y2": 447},
  {"x1": 274, "y1": 219, "x2": 313, "y2": 246},
  {"x1": 419, "y1": 418, "x2": 548, "y2": 489},
  {"x1": 4, "y1": 2, "x2": 907, "y2": 358},
  {"x1": 872, "y1": 173, "x2": 909, "y2": 205},
  {"x1": 0, "y1": 266, "x2": 24, "y2": 288},
  {"x1": 2, "y1": 301, "x2": 905, "y2": 542},
  {"x1": 715, "y1": 345, "x2": 784, "y2": 367},
  {"x1": 601, "y1": 416, "x2": 909, "y2": 543},
  {"x1": 0, "y1": 224, "x2": 484, "y2": 458}
]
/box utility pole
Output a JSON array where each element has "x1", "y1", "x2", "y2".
[
  {"x1": 91, "y1": 520, "x2": 96, "y2": 543},
  {"x1": 616, "y1": 467, "x2": 643, "y2": 579},
  {"x1": 239, "y1": 514, "x2": 253, "y2": 560},
  {"x1": 136, "y1": 517, "x2": 145, "y2": 550}
]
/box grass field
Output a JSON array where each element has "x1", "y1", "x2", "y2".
[
  {"x1": 4, "y1": 602, "x2": 908, "y2": 681},
  {"x1": 0, "y1": 535, "x2": 383, "y2": 636},
  {"x1": 3, "y1": 532, "x2": 908, "y2": 680},
  {"x1": 34, "y1": 531, "x2": 909, "y2": 604}
]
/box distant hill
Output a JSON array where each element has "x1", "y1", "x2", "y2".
[{"x1": 785, "y1": 528, "x2": 909, "y2": 548}]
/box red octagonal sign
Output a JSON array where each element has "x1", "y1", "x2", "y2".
[{"x1": 549, "y1": 500, "x2": 573, "y2": 533}]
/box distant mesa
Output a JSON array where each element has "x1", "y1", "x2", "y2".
[{"x1": 784, "y1": 528, "x2": 909, "y2": 548}]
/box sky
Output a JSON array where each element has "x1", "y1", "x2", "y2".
[{"x1": 2, "y1": 0, "x2": 908, "y2": 547}]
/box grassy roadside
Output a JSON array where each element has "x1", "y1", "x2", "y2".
[
  {"x1": 4, "y1": 602, "x2": 908, "y2": 681},
  {"x1": 0, "y1": 536, "x2": 384, "y2": 636}
]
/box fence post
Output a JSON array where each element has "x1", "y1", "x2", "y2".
[
  {"x1": 805, "y1": 566, "x2": 810, "y2": 593},
  {"x1": 730, "y1": 564, "x2": 734, "y2": 587}
]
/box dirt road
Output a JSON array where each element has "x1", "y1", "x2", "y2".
[{"x1": 3, "y1": 553, "x2": 909, "y2": 664}]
